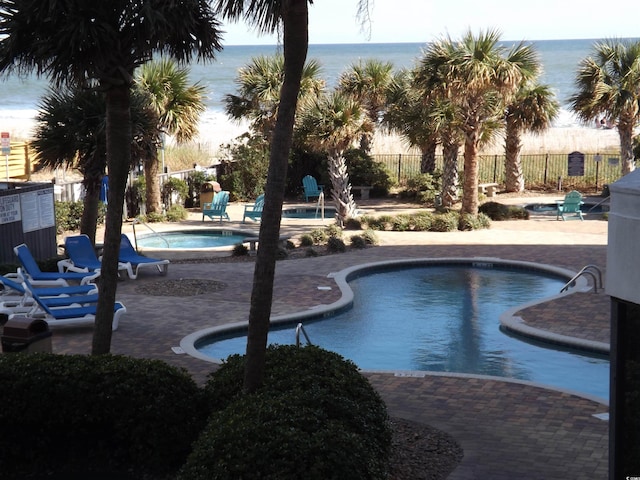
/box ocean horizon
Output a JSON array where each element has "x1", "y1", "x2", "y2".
[{"x1": 1, "y1": 38, "x2": 636, "y2": 142}]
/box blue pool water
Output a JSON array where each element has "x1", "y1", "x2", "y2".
[
  {"x1": 282, "y1": 207, "x2": 336, "y2": 219},
  {"x1": 136, "y1": 230, "x2": 247, "y2": 249},
  {"x1": 198, "y1": 265, "x2": 609, "y2": 400}
]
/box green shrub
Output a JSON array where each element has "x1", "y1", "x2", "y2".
[
  {"x1": 54, "y1": 200, "x2": 106, "y2": 234},
  {"x1": 364, "y1": 214, "x2": 393, "y2": 231},
  {"x1": 232, "y1": 243, "x2": 249, "y2": 256},
  {"x1": 143, "y1": 211, "x2": 166, "y2": 223},
  {"x1": 360, "y1": 229, "x2": 379, "y2": 245},
  {"x1": 162, "y1": 177, "x2": 189, "y2": 207},
  {"x1": 191, "y1": 345, "x2": 391, "y2": 480},
  {"x1": 430, "y1": 212, "x2": 460, "y2": 232},
  {"x1": 412, "y1": 211, "x2": 435, "y2": 231},
  {"x1": 309, "y1": 228, "x2": 328, "y2": 244},
  {"x1": 391, "y1": 213, "x2": 413, "y2": 231},
  {"x1": 305, "y1": 247, "x2": 319, "y2": 257},
  {"x1": 479, "y1": 202, "x2": 530, "y2": 221},
  {"x1": 0, "y1": 354, "x2": 207, "y2": 479},
  {"x1": 218, "y1": 134, "x2": 269, "y2": 200},
  {"x1": 458, "y1": 212, "x2": 492, "y2": 231},
  {"x1": 324, "y1": 224, "x2": 343, "y2": 238},
  {"x1": 343, "y1": 216, "x2": 362, "y2": 229},
  {"x1": 165, "y1": 204, "x2": 188, "y2": 221},
  {"x1": 399, "y1": 173, "x2": 439, "y2": 203},
  {"x1": 343, "y1": 148, "x2": 393, "y2": 197},
  {"x1": 350, "y1": 234, "x2": 367, "y2": 248},
  {"x1": 299, "y1": 234, "x2": 314, "y2": 247},
  {"x1": 327, "y1": 236, "x2": 346, "y2": 253}
]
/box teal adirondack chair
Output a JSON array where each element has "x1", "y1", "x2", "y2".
[
  {"x1": 242, "y1": 194, "x2": 264, "y2": 223},
  {"x1": 556, "y1": 190, "x2": 584, "y2": 221},
  {"x1": 302, "y1": 175, "x2": 323, "y2": 202},
  {"x1": 202, "y1": 191, "x2": 230, "y2": 222}
]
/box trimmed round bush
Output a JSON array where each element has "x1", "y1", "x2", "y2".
[
  {"x1": 0, "y1": 354, "x2": 208, "y2": 479},
  {"x1": 458, "y1": 212, "x2": 492, "y2": 231},
  {"x1": 350, "y1": 234, "x2": 367, "y2": 248},
  {"x1": 326, "y1": 236, "x2": 346, "y2": 253},
  {"x1": 430, "y1": 212, "x2": 460, "y2": 232},
  {"x1": 299, "y1": 233, "x2": 314, "y2": 247},
  {"x1": 232, "y1": 243, "x2": 249, "y2": 256},
  {"x1": 192, "y1": 345, "x2": 391, "y2": 480}
]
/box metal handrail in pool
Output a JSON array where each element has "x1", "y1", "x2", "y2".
[
  {"x1": 132, "y1": 219, "x2": 171, "y2": 249},
  {"x1": 561, "y1": 264, "x2": 603, "y2": 293},
  {"x1": 295, "y1": 323, "x2": 313, "y2": 347}
]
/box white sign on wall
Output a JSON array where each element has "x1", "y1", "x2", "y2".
[
  {"x1": 20, "y1": 188, "x2": 55, "y2": 233},
  {"x1": 0, "y1": 193, "x2": 21, "y2": 225}
]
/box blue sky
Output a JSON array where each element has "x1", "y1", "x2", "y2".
[{"x1": 221, "y1": 0, "x2": 639, "y2": 45}]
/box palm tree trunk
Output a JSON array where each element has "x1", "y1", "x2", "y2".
[
  {"x1": 440, "y1": 136, "x2": 459, "y2": 207},
  {"x1": 461, "y1": 129, "x2": 480, "y2": 216},
  {"x1": 504, "y1": 120, "x2": 525, "y2": 192},
  {"x1": 80, "y1": 177, "x2": 101, "y2": 244},
  {"x1": 145, "y1": 153, "x2": 162, "y2": 214},
  {"x1": 328, "y1": 153, "x2": 357, "y2": 225},
  {"x1": 92, "y1": 85, "x2": 131, "y2": 355},
  {"x1": 618, "y1": 117, "x2": 636, "y2": 175},
  {"x1": 243, "y1": 0, "x2": 308, "y2": 393},
  {"x1": 419, "y1": 138, "x2": 438, "y2": 174}
]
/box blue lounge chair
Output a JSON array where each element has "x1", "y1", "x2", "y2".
[
  {"x1": 556, "y1": 190, "x2": 584, "y2": 221},
  {"x1": 302, "y1": 175, "x2": 323, "y2": 202},
  {"x1": 12, "y1": 276, "x2": 125, "y2": 330},
  {"x1": 59, "y1": 234, "x2": 131, "y2": 278},
  {"x1": 14, "y1": 244, "x2": 99, "y2": 286},
  {"x1": 242, "y1": 194, "x2": 265, "y2": 223},
  {"x1": 118, "y1": 235, "x2": 170, "y2": 280},
  {"x1": 202, "y1": 190, "x2": 230, "y2": 222},
  {"x1": 0, "y1": 275, "x2": 99, "y2": 313}
]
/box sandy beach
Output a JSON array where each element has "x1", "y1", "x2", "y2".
[{"x1": 3, "y1": 110, "x2": 622, "y2": 159}]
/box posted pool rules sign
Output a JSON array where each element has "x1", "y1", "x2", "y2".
[{"x1": 1, "y1": 132, "x2": 9, "y2": 155}]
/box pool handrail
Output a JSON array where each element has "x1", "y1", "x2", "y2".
[{"x1": 560, "y1": 264, "x2": 603, "y2": 293}]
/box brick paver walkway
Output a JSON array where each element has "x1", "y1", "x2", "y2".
[{"x1": 49, "y1": 197, "x2": 611, "y2": 479}]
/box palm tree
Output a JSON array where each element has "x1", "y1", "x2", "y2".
[
  {"x1": 136, "y1": 58, "x2": 207, "y2": 214},
  {"x1": 570, "y1": 39, "x2": 640, "y2": 176},
  {"x1": 0, "y1": 0, "x2": 223, "y2": 354},
  {"x1": 383, "y1": 69, "x2": 439, "y2": 174},
  {"x1": 298, "y1": 91, "x2": 373, "y2": 223},
  {"x1": 337, "y1": 58, "x2": 394, "y2": 152},
  {"x1": 504, "y1": 82, "x2": 559, "y2": 192},
  {"x1": 224, "y1": 54, "x2": 325, "y2": 139},
  {"x1": 416, "y1": 30, "x2": 540, "y2": 215},
  {"x1": 32, "y1": 87, "x2": 158, "y2": 244},
  {"x1": 214, "y1": 0, "x2": 371, "y2": 393},
  {"x1": 32, "y1": 87, "x2": 107, "y2": 244}
]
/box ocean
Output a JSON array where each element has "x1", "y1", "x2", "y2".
[{"x1": 0, "y1": 38, "x2": 631, "y2": 140}]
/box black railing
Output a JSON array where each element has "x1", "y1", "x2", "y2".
[{"x1": 373, "y1": 152, "x2": 627, "y2": 192}]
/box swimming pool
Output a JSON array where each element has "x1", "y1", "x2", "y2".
[
  {"x1": 136, "y1": 229, "x2": 247, "y2": 249},
  {"x1": 187, "y1": 258, "x2": 608, "y2": 401},
  {"x1": 524, "y1": 202, "x2": 609, "y2": 214},
  {"x1": 282, "y1": 206, "x2": 337, "y2": 219}
]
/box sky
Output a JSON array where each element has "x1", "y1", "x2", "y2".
[{"x1": 221, "y1": 0, "x2": 640, "y2": 45}]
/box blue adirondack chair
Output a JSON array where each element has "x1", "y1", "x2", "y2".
[
  {"x1": 556, "y1": 190, "x2": 584, "y2": 221},
  {"x1": 302, "y1": 175, "x2": 323, "y2": 202},
  {"x1": 202, "y1": 191, "x2": 230, "y2": 222},
  {"x1": 243, "y1": 194, "x2": 265, "y2": 223}
]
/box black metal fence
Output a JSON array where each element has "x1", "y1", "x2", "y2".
[{"x1": 373, "y1": 152, "x2": 628, "y2": 193}]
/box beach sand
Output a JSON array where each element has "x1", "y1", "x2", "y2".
[{"x1": 5, "y1": 111, "x2": 622, "y2": 159}]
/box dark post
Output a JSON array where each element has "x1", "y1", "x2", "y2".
[
  {"x1": 606, "y1": 172, "x2": 640, "y2": 478},
  {"x1": 397, "y1": 154, "x2": 402, "y2": 184},
  {"x1": 544, "y1": 153, "x2": 549, "y2": 185},
  {"x1": 493, "y1": 155, "x2": 498, "y2": 183}
]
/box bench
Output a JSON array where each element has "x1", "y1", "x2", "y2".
[
  {"x1": 478, "y1": 183, "x2": 500, "y2": 198},
  {"x1": 351, "y1": 185, "x2": 372, "y2": 200},
  {"x1": 243, "y1": 235, "x2": 291, "y2": 253}
]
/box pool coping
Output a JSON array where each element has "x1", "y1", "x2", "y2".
[{"x1": 180, "y1": 256, "x2": 597, "y2": 362}]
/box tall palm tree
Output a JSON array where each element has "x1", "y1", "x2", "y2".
[
  {"x1": 298, "y1": 91, "x2": 373, "y2": 223},
  {"x1": 570, "y1": 39, "x2": 640, "y2": 176},
  {"x1": 416, "y1": 30, "x2": 540, "y2": 215},
  {"x1": 504, "y1": 82, "x2": 559, "y2": 192},
  {"x1": 32, "y1": 87, "x2": 107, "y2": 244},
  {"x1": 0, "y1": 0, "x2": 222, "y2": 354},
  {"x1": 214, "y1": 0, "x2": 370, "y2": 393},
  {"x1": 224, "y1": 54, "x2": 325, "y2": 139},
  {"x1": 338, "y1": 58, "x2": 394, "y2": 152},
  {"x1": 136, "y1": 58, "x2": 207, "y2": 214},
  {"x1": 383, "y1": 68, "x2": 439, "y2": 174}
]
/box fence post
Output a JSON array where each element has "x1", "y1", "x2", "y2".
[
  {"x1": 397, "y1": 154, "x2": 402, "y2": 183},
  {"x1": 493, "y1": 155, "x2": 498, "y2": 183},
  {"x1": 595, "y1": 159, "x2": 600, "y2": 192},
  {"x1": 544, "y1": 154, "x2": 549, "y2": 185}
]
